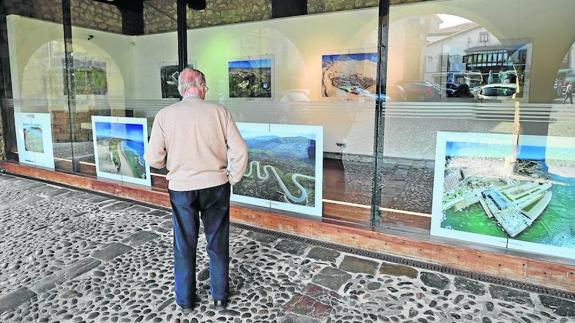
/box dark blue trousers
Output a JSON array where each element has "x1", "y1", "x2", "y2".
[{"x1": 169, "y1": 182, "x2": 231, "y2": 307}]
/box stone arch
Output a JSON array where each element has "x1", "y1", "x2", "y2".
[{"x1": 20, "y1": 38, "x2": 126, "y2": 104}]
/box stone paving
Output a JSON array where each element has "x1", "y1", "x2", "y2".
[{"x1": 0, "y1": 173, "x2": 574, "y2": 323}]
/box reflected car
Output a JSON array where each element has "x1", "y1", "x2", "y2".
[
  {"x1": 351, "y1": 87, "x2": 392, "y2": 102},
  {"x1": 388, "y1": 81, "x2": 441, "y2": 102},
  {"x1": 476, "y1": 83, "x2": 517, "y2": 102},
  {"x1": 445, "y1": 82, "x2": 473, "y2": 98}
]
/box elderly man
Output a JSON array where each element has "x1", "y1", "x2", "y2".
[{"x1": 144, "y1": 68, "x2": 248, "y2": 311}]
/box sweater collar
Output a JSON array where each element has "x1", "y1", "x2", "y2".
[{"x1": 182, "y1": 95, "x2": 202, "y2": 101}]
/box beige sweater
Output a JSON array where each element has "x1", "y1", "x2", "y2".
[{"x1": 144, "y1": 97, "x2": 248, "y2": 191}]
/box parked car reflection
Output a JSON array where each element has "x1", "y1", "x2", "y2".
[
  {"x1": 476, "y1": 83, "x2": 517, "y2": 102},
  {"x1": 388, "y1": 81, "x2": 441, "y2": 102}
]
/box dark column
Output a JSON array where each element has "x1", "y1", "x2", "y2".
[
  {"x1": 370, "y1": 0, "x2": 390, "y2": 227},
  {"x1": 177, "y1": 0, "x2": 187, "y2": 73},
  {"x1": 62, "y1": 0, "x2": 77, "y2": 170},
  {"x1": 272, "y1": 0, "x2": 307, "y2": 18},
  {"x1": 0, "y1": 0, "x2": 13, "y2": 159},
  {"x1": 118, "y1": 0, "x2": 144, "y2": 35}
]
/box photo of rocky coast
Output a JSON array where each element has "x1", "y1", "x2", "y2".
[{"x1": 322, "y1": 53, "x2": 377, "y2": 99}]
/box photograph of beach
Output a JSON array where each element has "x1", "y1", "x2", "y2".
[
  {"x1": 23, "y1": 124, "x2": 45, "y2": 153},
  {"x1": 232, "y1": 123, "x2": 323, "y2": 217},
  {"x1": 92, "y1": 117, "x2": 150, "y2": 186},
  {"x1": 228, "y1": 58, "x2": 272, "y2": 98},
  {"x1": 432, "y1": 132, "x2": 575, "y2": 259},
  {"x1": 321, "y1": 52, "x2": 377, "y2": 100}
]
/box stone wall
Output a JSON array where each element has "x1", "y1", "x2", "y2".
[
  {"x1": 144, "y1": 0, "x2": 272, "y2": 34},
  {"x1": 307, "y1": 0, "x2": 431, "y2": 14},
  {"x1": 5, "y1": 0, "x2": 123, "y2": 34},
  {"x1": 308, "y1": 0, "x2": 378, "y2": 13}
]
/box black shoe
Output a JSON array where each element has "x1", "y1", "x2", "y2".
[
  {"x1": 213, "y1": 299, "x2": 228, "y2": 310},
  {"x1": 179, "y1": 295, "x2": 202, "y2": 313}
]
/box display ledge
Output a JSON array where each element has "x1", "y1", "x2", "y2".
[{"x1": 1, "y1": 160, "x2": 574, "y2": 295}]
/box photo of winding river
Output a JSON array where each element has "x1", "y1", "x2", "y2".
[
  {"x1": 232, "y1": 123, "x2": 323, "y2": 217},
  {"x1": 92, "y1": 116, "x2": 151, "y2": 186}
]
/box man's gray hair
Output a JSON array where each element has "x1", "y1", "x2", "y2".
[{"x1": 177, "y1": 67, "x2": 206, "y2": 95}]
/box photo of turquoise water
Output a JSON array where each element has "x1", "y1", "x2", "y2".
[
  {"x1": 514, "y1": 174, "x2": 575, "y2": 248},
  {"x1": 95, "y1": 122, "x2": 147, "y2": 180},
  {"x1": 440, "y1": 140, "x2": 575, "y2": 250}
]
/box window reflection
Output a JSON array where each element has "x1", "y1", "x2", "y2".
[
  {"x1": 388, "y1": 13, "x2": 530, "y2": 103},
  {"x1": 555, "y1": 42, "x2": 575, "y2": 104}
]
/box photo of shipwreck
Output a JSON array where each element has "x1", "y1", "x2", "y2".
[{"x1": 439, "y1": 138, "x2": 575, "y2": 249}]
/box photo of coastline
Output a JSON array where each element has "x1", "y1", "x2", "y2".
[
  {"x1": 160, "y1": 65, "x2": 180, "y2": 98},
  {"x1": 232, "y1": 123, "x2": 323, "y2": 217},
  {"x1": 322, "y1": 52, "x2": 377, "y2": 99},
  {"x1": 23, "y1": 124, "x2": 45, "y2": 153},
  {"x1": 92, "y1": 116, "x2": 150, "y2": 186},
  {"x1": 432, "y1": 132, "x2": 575, "y2": 259},
  {"x1": 228, "y1": 58, "x2": 272, "y2": 98}
]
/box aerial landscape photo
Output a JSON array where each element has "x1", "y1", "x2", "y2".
[
  {"x1": 94, "y1": 121, "x2": 147, "y2": 180},
  {"x1": 23, "y1": 124, "x2": 44, "y2": 153},
  {"x1": 322, "y1": 53, "x2": 377, "y2": 99},
  {"x1": 64, "y1": 57, "x2": 107, "y2": 95},
  {"x1": 440, "y1": 139, "x2": 575, "y2": 250},
  {"x1": 228, "y1": 58, "x2": 272, "y2": 98},
  {"x1": 233, "y1": 126, "x2": 317, "y2": 207}
]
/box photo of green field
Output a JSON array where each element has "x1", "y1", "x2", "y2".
[{"x1": 63, "y1": 57, "x2": 107, "y2": 95}]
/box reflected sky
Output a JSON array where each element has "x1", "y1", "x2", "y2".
[{"x1": 228, "y1": 58, "x2": 271, "y2": 69}]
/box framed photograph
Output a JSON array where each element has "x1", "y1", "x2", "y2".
[
  {"x1": 228, "y1": 57, "x2": 273, "y2": 98},
  {"x1": 159, "y1": 62, "x2": 195, "y2": 99},
  {"x1": 506, "y1": 135, "x2": 575, "y2": 259},
  {"x1": 14, "y1": 112, "x2": 55, "y2": 169},
  {"x1": 232, "y1": 123, "x2": 323, "y2": 217},
  {"x1": 63, "y1": 56, "x2": 108, "y2": 95},
  {"x1": 321, "y1": 52, "x2": 378, "y2": 100},
  {"x1": 91, "y1": 116, "x2": 151, "y2": 186},
  {"x1": 431, "y1": 132, "x2": 575, "y2": 259},
  {"x1": 160, "y1": 64, "x2": 180, "y2": 98}
]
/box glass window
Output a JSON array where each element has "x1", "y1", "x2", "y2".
[
  {"x1": 62, "y1": 1, "x2": 177, "y2": 187},
  {"x1": 380, "y1": 0, "x2": 575, "y2": 262},
  {"x1": 4, "y1": 8, "x2": 72, "y2": 173},
  {"x1": 183, "y1": 5, "x2": 378, "y2": 224}
]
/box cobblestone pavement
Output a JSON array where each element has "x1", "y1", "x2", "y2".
[{"x1": 0, "y1": 174, "x2": 574, "y2": 323}]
